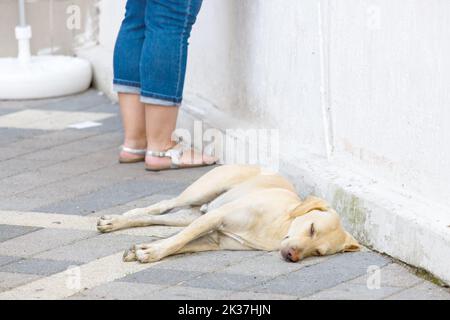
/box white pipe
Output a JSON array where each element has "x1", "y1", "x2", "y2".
[
  {"x1": 16, "y1": 0, "x2": 32, "y2": 63},
  {"x1": 18, "y1": 0, "x2": 26, "y2": 26}
]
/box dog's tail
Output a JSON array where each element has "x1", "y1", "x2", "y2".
[{"x1": 289, "y1": 196, "x2": 330, "y2": 218}]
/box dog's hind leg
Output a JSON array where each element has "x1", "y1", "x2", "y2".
[
  {"x1": 122, "y1": 165, "x2": 261, "y2": 217},
  {"x1": 97, "y1": 208, "x2": 202, "y2": 233}
]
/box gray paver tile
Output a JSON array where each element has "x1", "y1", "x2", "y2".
[
  {"x1": 75, "y1": 117, "x2": 122, "y2": 135},
  {"x1": 250, "y1": 251, "x2": 391, "y2": 297},
  {"x1": 50, "y1": 134, "x2": 120, "y2": 154},
  {"x1": 0, "y1": 128, "x2": 47, "y2": 146},
  {"x1": 0, "y1": 258, "x2": 80, "y2": 276},
  {"x1": 181, "y1": 272, "x2": 270, "y2": 291},
  {"x1": 3, "y1": 175, "x2": 118, "y2": 211},
  {"x1": 0, "y1": 108, "x2": 18, "y2": 116},
  {"x1": 120, "y1": 268, "x2": 204, "y2": 286},
  {"x1": 350, "y1": 263, "x2": 423, "y2": 288},
  {"x1": 90, "y1": 193, "x2": 178, "y2": 217},
  {"x1": 0, "y1": 171, "x2": 67, "y2": 197},
  {"x1": 0, "y1": 158, "x2": 49, "y2": 179},
  {"x1": 0, "y1": 228, "x2": 96, "y2": 257},
  {"x1": 20, "y1": 148, "x2": 82, "y2": 162},
  {"x1": 0, "y1": 146, "x2": 29, "y2": 161},
  {"x1": 0, "y1": 272, "x2": 41, "y2": 292},
  {"x1": 0, "y1": 195, "x2": 60, "y2": 211},
  {"x1": 36, "y1": 179, "x2": 187, "y2": 215},
  {"x1": 68, "y1": 282, "x2": 162, "y2": 300},
  {"x1": 38, "y1": 148, "x2": 118, "y2": 177},
  {"x1": 0, "y1": 255, "x2": 21, "y2": 267},
  {"x1": 35, "y1": 233, "x2": 154, "y2": 263},
  {"x1": 0, "y1": 90, "x2": 104, "y2": 112},
  {"x1": 0, "y1": 225, "x2": 41, "y2": 242},
  {"x1": 157, "y1": 250, "x2": 263, "y2": 273},
  {"x1": 70, "y1": 280, "x2": 230, "y2": 300},
  {"x1": 144, "y1": 285, "x2": 231, "y2": 300},
  {"x1": 0, "y1": 95, "x2": 65, "y2": 110},
  {"x1": 302, "y1": 282, "x2": 402, "y2": 300},
  {"x1": 385, "y1": 281, "x2": 450, "y2": 300},
  {"x1": 221, "y1": 251, "x2": 328, "y2": 277},
  {"x1": 12, "y1": 130, "x2": 97, "y2": 151},
  {"x1": 225, "y1": 291, "x2": 297, "y2": 300},
  {"x1": 36, "y1": 90, "x2": 111, "y2": 112}
]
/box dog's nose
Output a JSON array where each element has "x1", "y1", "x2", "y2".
[{"x1": 281, "y1": 247, "x2": 300, "y2": 262}]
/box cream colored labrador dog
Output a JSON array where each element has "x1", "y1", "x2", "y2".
[{"x1": 97, "y1": 165, "x2": 361, "y2": 263}]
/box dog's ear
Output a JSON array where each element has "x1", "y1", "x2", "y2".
[
  {"x1": 342, "y1": 232, "x2": 361, "y2": 252},
  {"x1": 289, "y1": 196, "x2": 329, "y2": 218}
]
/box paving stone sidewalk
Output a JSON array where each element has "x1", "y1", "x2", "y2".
[{"x1": 0, "y1": 90, "x2": 449, "y2": 300}]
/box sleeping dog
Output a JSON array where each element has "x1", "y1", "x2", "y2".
[{"x1": 97, "y1": 165, "x2": 361, "y2": 263}]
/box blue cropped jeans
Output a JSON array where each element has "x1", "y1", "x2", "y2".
[{"x1": 113, "y1": 0, "x2": 203, "y2": 107}]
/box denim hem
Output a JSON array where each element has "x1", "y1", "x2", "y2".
[
  {"x1": 140, "y1": 95, "x2": 181, "y2": 107},
  {"x1": 113, "y1": 81, "x2": 181, "y2": 107},
  {"x1": 113, "y1": 79, "x2": 141, "y2": 88},
  {"x1": 113, "y1": 84, "x2": 141, "y2": 95},
  {"x1": 141, "y1": 90, "x2": 182, "y2": 104}
]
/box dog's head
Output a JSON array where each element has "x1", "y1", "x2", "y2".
[{"x1": 280, "y1": 196, "x2": 361, "y2": 262}]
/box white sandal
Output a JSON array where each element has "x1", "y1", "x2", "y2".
[
  {"x1": 145, "y1": 142, "x2": 217, "y2": 171},
  {"x1": 119, "y1": 145, "x2": 147, "y2": 164}
]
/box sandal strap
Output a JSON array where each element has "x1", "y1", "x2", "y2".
[
  {"x1": 120, "y1": 146, "x2": 147, "y2": 155},
  {"x1": 146, "y1": 144, "x2": 184, "y2": 168}
]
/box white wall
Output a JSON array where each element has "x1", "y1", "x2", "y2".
[
  {"x1": 4, "y1": 1, "x2": 446, "y2": 210},
  {"x1": 82, "y1": 0, "x2": 450, "y2": 210},
  {"x1": 97, "y1": 0, "x2": 126, "y2": 52},
  {"x1": 186, "y1": 0, "x2": 450, "y2": 209},
  {"x1": 186, "y1": 0, "x2": 328, "y2": 157},
  {"x1": 328, "y1": 0, "x2": 450, "y2": 207}
]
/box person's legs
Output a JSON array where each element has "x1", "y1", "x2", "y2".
[
  {"x1": 113, "y1": 0, "x2": 147, "y2": 162},
  {"x1": 145, "y1": 105, "x2": 179, "y2": 152},
  {"x1": 118, "y1": 94, "x2": 147, "y2": 162},
  {"x1": 141, "y1": 0, "x2": 216, "y2": 170},
  {"x1": 140, "y1": 0, "x2": 203, "y2": 106}
]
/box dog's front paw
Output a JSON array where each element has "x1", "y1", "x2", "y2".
[
  {"x1": 123, "y1": 245, "x2": 138, "y2": 262},
  {"x1": 135, "y1": 244, "x2": 165, "y2": 263},
  {"x1": 97, "y1": 215, "x2": 123, "y2": 233}
]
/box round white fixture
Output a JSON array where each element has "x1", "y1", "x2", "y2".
[{"x1": 0, "y1": 0, "x2": 92, "y2": 100}]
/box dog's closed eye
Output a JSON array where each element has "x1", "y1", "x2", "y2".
[{"x1": 310, "y1": 223, "x2": 315, "y2": 237}]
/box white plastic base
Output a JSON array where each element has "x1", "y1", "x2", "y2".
[{"x1": 0, "y1": 55, "x2": 92, "y2": 100}]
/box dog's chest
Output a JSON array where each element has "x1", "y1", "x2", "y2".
[{"x1": 218, "y1": 212, "x2": 288, "y2": 251}]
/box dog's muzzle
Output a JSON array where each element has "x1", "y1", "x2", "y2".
[{"x1": 280, "y1": 247, "x2": 301, "y2": 262}]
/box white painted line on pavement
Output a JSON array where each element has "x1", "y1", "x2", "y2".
[
  {"x1": 0, "y1": 210, "x2": 181, "y2": 238},
  {"x1": 0, "y1": 252, "x2": 163, "y2": 300},
  {"x1": 0, "y1": 110, "x2": 114, "y2": 130},
  {"x1": 0, "y1": 210, "x2": 177, "y2": 299}
]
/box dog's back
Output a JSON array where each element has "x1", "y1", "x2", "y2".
[{"x1": 203, "y1": 171, "x2": 296, "y2": 212}]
